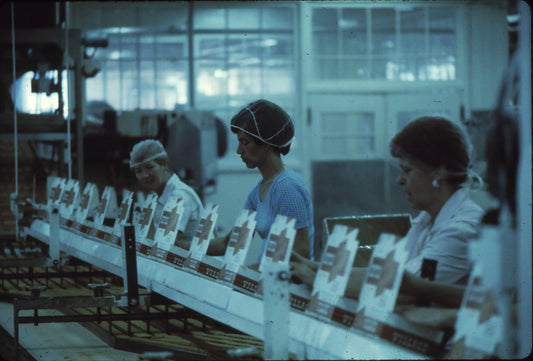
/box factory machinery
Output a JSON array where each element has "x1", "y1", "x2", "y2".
[{"x1": 0, "y1": 174, "x2": 509, "y2": 361}]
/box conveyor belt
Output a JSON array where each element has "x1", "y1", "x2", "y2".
[
  {"x1": 20, "y1": 218, "x2": 429, "y2": 360},
  {"x1": 0, "y1": 250, "x2": 264, "y2": 361}
]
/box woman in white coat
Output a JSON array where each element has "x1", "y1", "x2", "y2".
[{"x1": 291, "y1": 116, "x2": 483, "y2": 297}]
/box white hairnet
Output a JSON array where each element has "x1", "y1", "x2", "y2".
[{"x1": 129, "y1": 139, "x2": 168, "y2": 168}]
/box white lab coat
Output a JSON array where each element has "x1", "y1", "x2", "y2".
[{"x1": 404, "y1": 188, "x2": 483, "y2": 284}]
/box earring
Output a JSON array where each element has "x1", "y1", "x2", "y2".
[{"x1": 432, "y1": 179, "x2": 440, "y2": 188}]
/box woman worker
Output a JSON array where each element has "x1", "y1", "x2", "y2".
[
  {"x1": 208, "y1": 99, "x2": 315, "y2": 261},
  {"x1": 291, "y1": 116, "x2": 483, "y2": 297},
  {"x1": 130, "y1": 139, "x2": 203, "y2": 248}
]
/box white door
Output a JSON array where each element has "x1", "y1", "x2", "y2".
[
  {"x1": 308, "y1": 92, "x2": 386, "y2": 161},
  {"x1": 385, "y1": 89, "x2": 464, "y2": 141},
  {"x1": 307, "y1": 89, "x2": 463, "y2": 256}
]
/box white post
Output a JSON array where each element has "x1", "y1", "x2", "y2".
[
  {"x1": 263, "y1": 263, "x2": 290, "y2": 360},
  {"x1": 49, "y1": 207, "x2": 61, "y2": 266},
  {"x1": 517, "y1": 1, "x2": 532, "y2": 358}
]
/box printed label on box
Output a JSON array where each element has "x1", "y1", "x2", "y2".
[
  {"x1": 135, "y1": 193, "x2": 158, "y2": 241},
  {"x1": 356, "y1": 233, "x2": 408, "y2": 319},
  {"x1": 48, "y1": 177, "x2": 66, "y2": 210},
  {"x1": 447, "y1": 263, "x2": 503, "y2": 358},
  {"x1": 223, "y1": 209, "x2": 257, "y2": 273},
  {"x1": 307, "y1": 225, "x2": 359, "y2": 318},
  {"x1": 189, "y1": 203, "x2": 219, "y2": 262},
  {"x1": 112, "y1": 190, "x2": 134, "y2": 236},
  {"x1": 94, "y1": 186, "x2": 114, "y2": 228},
  {"x1": 76, "y1": 183, "x2": 97, "y2": 224},
  {"x1": 59, "y1": 179, "x2": 80, "y2": 220},
  {"x1": 259, "y1": 215, "x2": 297, "y2": 272}
]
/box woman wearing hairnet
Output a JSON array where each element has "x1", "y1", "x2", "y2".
[
  {"x1": 209, "y1": 99, "x2": 314, "y2": 261},
  {"x1": 130, "y1": 139, "x2": 203, "y2": 248},
  {"x1": 292, "y1": 116, "x2": 483, "y2": 296}
]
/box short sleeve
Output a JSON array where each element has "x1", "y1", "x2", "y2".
[
  {"x1": 244, "y1": 183, "x2": 260, "y2": 211},
  {"x1": 272, "y1": 179, "x2": 311, "y2": 230},
  {"x1": 405, "y1": 221, "x2": 479, "y2": 284}
]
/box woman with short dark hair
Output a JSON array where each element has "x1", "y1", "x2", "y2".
[
  {"x1": 291, "y1": 116, "x2": 483, "y2": 297},
  {"x1": 390, "y1": 116, "x2": 483, "y2": 284},
  {"x1": 209, "y1": 99, "x2": 314, "y2": 261}
]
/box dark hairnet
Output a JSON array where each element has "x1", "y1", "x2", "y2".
[{"x1": 230, "y1": 99, "x2": 294, "y2": 148}]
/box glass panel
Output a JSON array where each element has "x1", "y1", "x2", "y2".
[
  {"x1": 155, "y1": 34, "x2": 186, "y2": 59},
  {"x1": 341, "y1": 8, "x2": 367, "y2": 55},
  {"x1": 155, "y1": 60, "x2": 188, "y2": 109},
  {"x1": 139, "y1": 35, "x2": 155, "y2": 59},
  {"x1": 138, "y1": 7, "x2": 188, "y2": 30},
  {"x1": 228, "y1": 8, "x2": 260, "y2": 29},
  {"x1": 400, "y1": 7, "x2": 425, "y2": 31},
  {"x1": 263, "y1": 35, "x2": 293, "y2": 57},
  {"x1": 423, "y1": 58, "x2": 456, "y2": 81},
  {"x1": 400, "y1": 7, "x2": 426, "y2": 56},
  {"x1": 121, "y1": 60, "x2": 138, "y2": 109},
  {"x1": 340, "y1": 59, "x2": 369, "y2": 79},
  {"x1": 86, "y1": 73, "x2": 104, "y2": 102},
  {"x1": 321, "y1": 113, "x2": 348, "y2": 133},
  {"x1": 262, "y1": 66, "x2": 295, "y2": 95},
  {"x1": 195, "y1": 59, "x2": 227, "y2": 108},
  {"x1": 104, "y1": 61, "x2": 121, "y2": 110},
  {"x1": 429, "y1": 33, "x2": 455, "y2": 57},
  {"x1": 322, "y1": 136, "x2": 349, "y2": 156},
  {"x1": 387, "y1": 58, "x2": 418, "y2": 81},
  {"x1": 313, "y1": 31, "x2": 338, "y2": 56},
  {"x1": 194, "y1": 8, "x2": 226, "y2": 29},
  {"x1": 350, "y1": 113, "x2": 374, "y2": 134},
  {"x1": 263, "y1": 7, "x2": 292, "y2": 29},
  {"x1": 227, "y1": 66, "x2": 261, "y2": 97},
  {"x1": 429, "y1": 7, "x2": 455, "y2": 30},
  {"x1": 227, "y1": 34, "x2": 262, "y2": 61},
  {"x1": 139, "y1": 60, "x2": 155, "y2": 108},
  {"x1": 371, "y1": 8, "x2": 396, "y2": 56},
  {"x1": 355, "y1": 137, "x2": 374, "y2": 153},
  {"x1": 315, "y1": 58, "x2": 338, "y2": 79},
  {"x1": 198, "y1": 37, "x2": 227, "y2": 59},
  {"x1": 120, "y1": 36, "x2": 138, "y2": 60},
  {"x1": 313, "y1": 8, "x2": 338, "y2": 59},
  {"x1": 313, "y1": 8, "x2": 338, "y2": 29},
  {"x1": 371, "y1": 58, "x2": 389, "y2": 79},
  {"x1": 428, "y1": 7, "x2": 456, "y2": 58}
]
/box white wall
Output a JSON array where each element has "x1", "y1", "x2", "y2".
[{"x1": 466, "y1": 1, "x2": 509, "y2": 112}]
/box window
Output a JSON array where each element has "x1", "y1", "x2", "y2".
[
  {"x1": 14, "y1": 70, "x2": 70, "y2": 117},
  {"x1": 311, "y1": 4, "x2": 457, "y2": 81},
  {"x1": 320, "y1": 111, "x2": 375, "y2": 157},
  {"x1": 193, "y1": 3, "x2": 297, "y2": 161},
  {"x1": 82, "y1": 2, "x2": 297, "y2": 163},
  {"x1": 85, "y1": 30, "x2": 189, "y2": 112}
]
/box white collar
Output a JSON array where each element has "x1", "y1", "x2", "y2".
[
  {"x1": 413, "y1": 188, "x2": 469, "y2": 229},
  {"x1": 157, "y1": 174, "x2": 181, "y2": 204}
]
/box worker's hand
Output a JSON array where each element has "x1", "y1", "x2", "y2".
[
  {"x1": 395, "y1": 305, "x2": 458, "y2": 330},
  {"x1": 289, "y1": 260, "x2": 317, "y2": 287},
  {"x1": 399, "y1": 270, "x2": 423, "y2": 295},
  {"x1": 291, "y1": 250, "x2": 319, "y2": 271}
]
